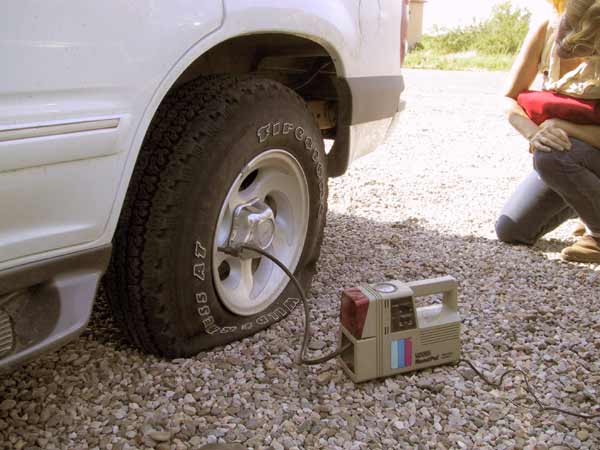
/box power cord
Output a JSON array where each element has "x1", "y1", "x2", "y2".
[
  {"x1": 218, "y1": 244, "x2": 350, "y2": 365},
  {"x1": 292, "y1": 61, "x2": 333, "y2": 91},
  {"x1": 219, "y1": 244, "x2": 600, "y2": 423},
  {"x1": 460, "y1": 359, "x2": 600, "y2": 422},
  {"x1": 0, "y1": 290, "x2": 24, "y2": 305}
]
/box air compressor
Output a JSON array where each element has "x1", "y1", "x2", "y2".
[
  {"x1": 337, "y1": 276, "x2": 461, "y2": 383},
  {"x1": 220, "y1": 245, "x2": 461, "y2": 382}
]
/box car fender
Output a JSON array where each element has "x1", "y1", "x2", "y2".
[{"x1": 100, "y1": 0, "x2": 364, "y2": 244}]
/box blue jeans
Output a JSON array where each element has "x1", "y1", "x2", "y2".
[{"x1": 496, "y1": 138, "x2": 600, "y2": 245}]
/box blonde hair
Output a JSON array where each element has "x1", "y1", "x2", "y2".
[
  {"x1": 561, "y1": 0, "x2": 600, "y2": 56},
  {"x1": 549, "y1": 0, "x2": 567, "y2": 13}
]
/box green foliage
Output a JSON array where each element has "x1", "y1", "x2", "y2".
[
  {"x1": 405, "y1": 1, "x2": 532, "y2": 71},
  {"x1": 405, "y1": 51, "x2": 516, "y2": 71},
  {"x1": 474, "y1": 2, "x2": 532, "y2": 54}
]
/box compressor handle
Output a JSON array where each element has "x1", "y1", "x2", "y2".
[{"x1": 406, "y1": 276, "x2": 458, "y2": 310}]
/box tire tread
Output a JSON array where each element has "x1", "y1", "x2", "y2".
[{"x1": 103, "y1": 76, "x2": 326, "y2": 357}]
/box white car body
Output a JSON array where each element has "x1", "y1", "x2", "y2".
[{"x1": 0, "y1": 0, "x2": 406, "y2": 369}]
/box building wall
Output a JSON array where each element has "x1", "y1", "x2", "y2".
[{"x1": 408, "y1": 0, "x2": 426, "y2": 49}]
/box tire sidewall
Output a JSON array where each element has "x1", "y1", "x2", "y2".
[{"x1": 169, "y1": 86, "x2": 327, "y2": 352}]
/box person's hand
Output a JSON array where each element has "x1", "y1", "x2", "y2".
[{"x1": 529, "y1": 118, "x2": 572, "y2": 152}]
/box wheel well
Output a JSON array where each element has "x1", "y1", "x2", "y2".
[
  {"x1": 169, "y1": 33, "x2": 351, "y2": 175},
  {"x1": 175, "y1": 34, "x2": 338, "y2": 105}
]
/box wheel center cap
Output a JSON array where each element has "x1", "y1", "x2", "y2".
[
  {"x1": 255, "y1": 219, "x2": 276, "y2": 249},
  {"x1": 227, "y1": 199, "x2": 276, "y2": 257}
]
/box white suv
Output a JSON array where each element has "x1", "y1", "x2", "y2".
[{"x1": 0, "y1": 0, "x2": 407, "y2": 370}]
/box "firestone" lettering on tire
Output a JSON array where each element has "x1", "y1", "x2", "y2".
[
  {"x1": 192, "y1": 239, "x2": 301, "y2": 335},
  {"x1": 257, "y1": 121, "x2": 326, "y2": 218}
]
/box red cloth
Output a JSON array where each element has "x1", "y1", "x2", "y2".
[{"x1": 517, "y1": 90, "x2": 600, "y2": 125}]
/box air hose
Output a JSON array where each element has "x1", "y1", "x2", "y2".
[{"x1": 218, "y1": 244, "x2": 350, "y2": 365}]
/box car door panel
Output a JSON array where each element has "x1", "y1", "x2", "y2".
[{"x1": 0, "y1": 1, "x2": 224, "y2": 264}]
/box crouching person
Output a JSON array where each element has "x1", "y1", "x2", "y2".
[{"x1": 496, "y1": 0, "x2": 600, "y2": 262}]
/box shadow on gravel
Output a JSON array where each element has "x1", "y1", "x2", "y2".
[
  {"x1": 84, "y1": 285, "x2": 130, "y2": 348},
  {"x1": 320, "y1": 213, "x2": 598, "y2": 293},
  {"x1": 9, "y1": 211, "x2": 599, "y2": 376},
  {"x1": 320, "y1": 212, "x2": 599, "y2": 367},
  {"x1": 533, "y1": 237, "x2": 575, "y2": 254},
  {"x1": 1, "y1": 212, "x2": 598, "y2": 449}
]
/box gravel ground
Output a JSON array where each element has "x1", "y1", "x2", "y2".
[{"x1": 2, "y1": 69, "x2": 600, "y2": 450}]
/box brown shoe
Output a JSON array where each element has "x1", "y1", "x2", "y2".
[
  {"x1": 561, "y1": 235, "x2": 600, "y2": 263},
  {"x1": 572, "y1": 221, "x2": 586, "y2": 237}
]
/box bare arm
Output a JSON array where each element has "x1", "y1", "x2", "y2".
[
  {"x1": 502, "y1": 19, "x2": 549, "y2": 141},
  {"x1": 502, "y1": 19, "x2": 572, "y2": 152},
  {"x1": 544, "y1": 119, "x2": 600, "y2": 149}
]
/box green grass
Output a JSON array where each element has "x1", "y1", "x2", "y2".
[
  {"x1": 405, "y1": 50, "x2": 516, "y2": 71},
  {"x1": 405, "y1": 1, "x2": 530, "y2": 72}
]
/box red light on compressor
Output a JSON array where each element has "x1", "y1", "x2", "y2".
[{"x1": 340, "y1": 287, "x2": 370, "y2": 339}]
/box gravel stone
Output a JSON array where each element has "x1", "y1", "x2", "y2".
[
  {"x1": 308, "y1": 339, "x2": 327, "y2": 350},
  {"x1": 148, "y1": 431, "x2": 172, "y2": 442},
  {"x1": 270, "y1": 440, "x2": 284, "y2": 450},
  {"x1": 199, "y1": 445, "x2": 246, "y2": 450},
  {"x1": 0, "y1": 400, "x2": 16, "y2": 411},
  {"x1": 577, "y1": 430, "x2": 590, "y2": 441},
  {"x1": 2, "y1": 69, "x2": 600, "y2": 449}
]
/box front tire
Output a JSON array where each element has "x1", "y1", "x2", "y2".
[{"x1": 103, "y1": 76, "x2": 327, "y2": 357}]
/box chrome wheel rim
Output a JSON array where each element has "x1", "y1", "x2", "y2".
[{"x1": 213, "y1": 149, "x2": 310, "y2": 316}]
